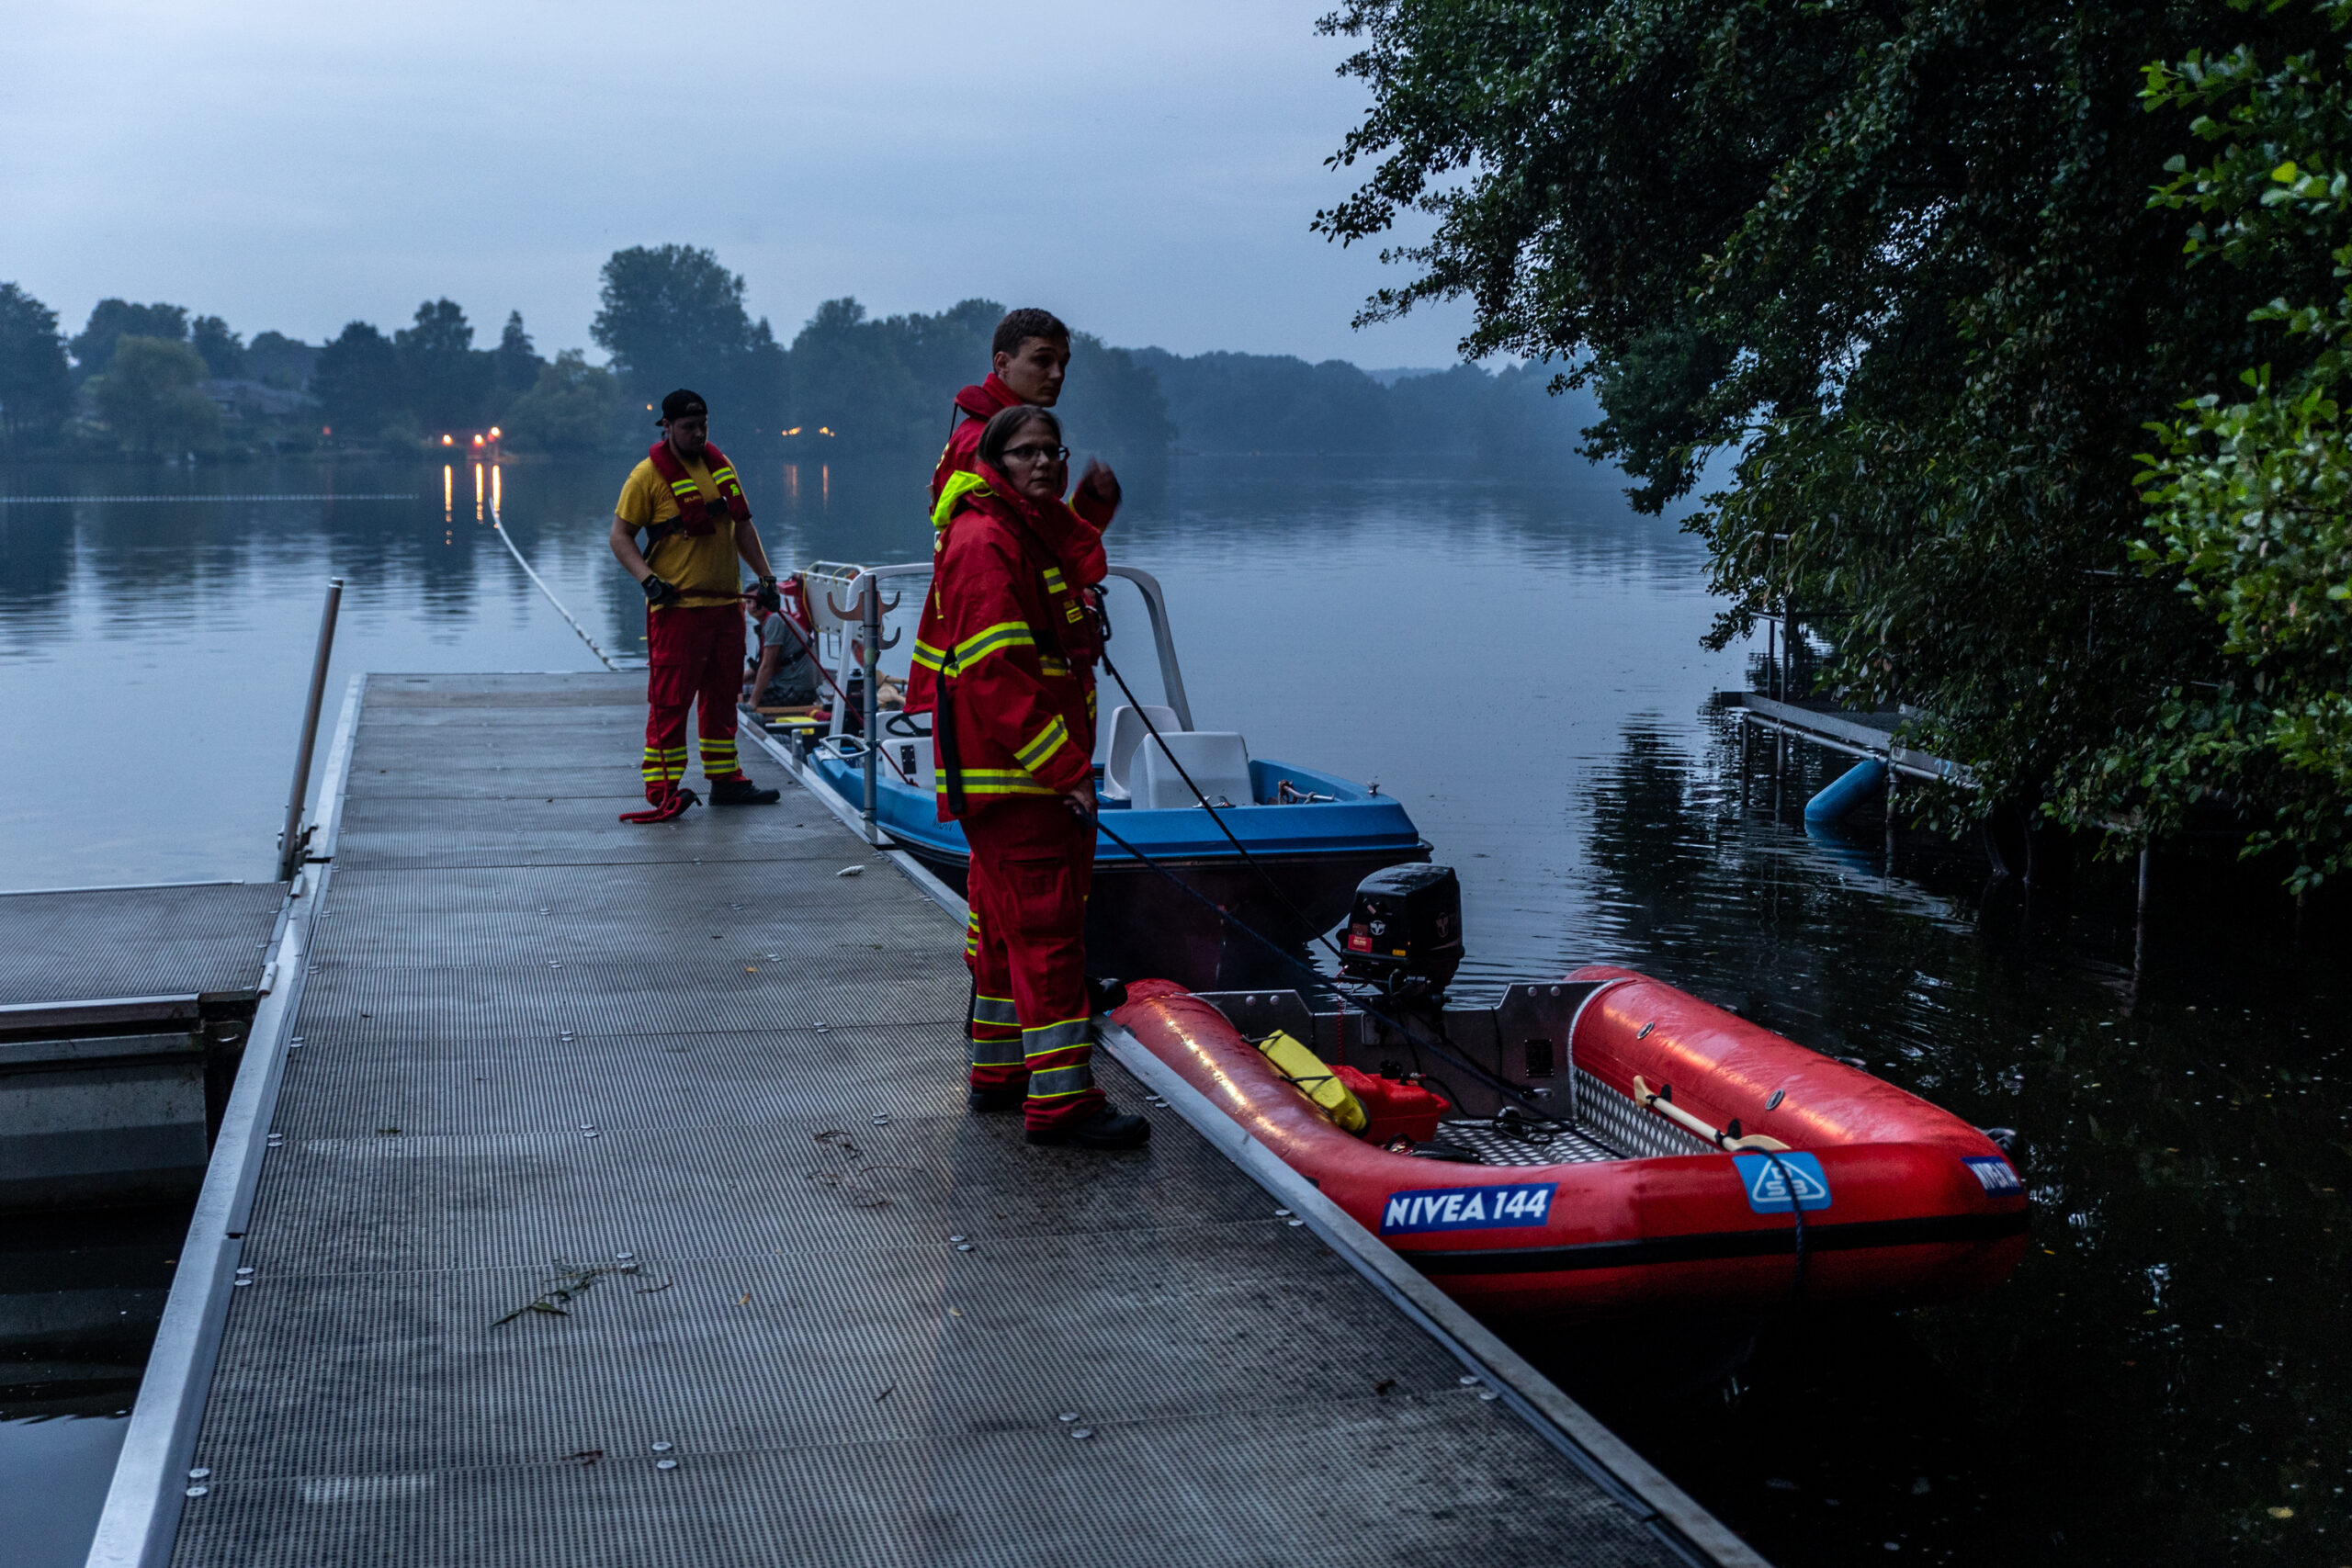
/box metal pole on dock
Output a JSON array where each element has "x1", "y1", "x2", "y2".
[
  {"x1": 1885, "y1": 761, "x2": 1898, "y2": 868},
  {"x1": 860, "y1": 581, "x2": 881, "y2": 843},
  {"x1": 277, "y1": 577, "x2": 343, "y2": 882}
]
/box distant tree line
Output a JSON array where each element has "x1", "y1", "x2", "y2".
[{"x1": 0, "y1": 246, "x2": 1600, "y2": 464}]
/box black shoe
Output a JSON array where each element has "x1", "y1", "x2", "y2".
[
  {"x1": 967, "y1": 1086, "x2": 1024, "y2": 1113},
  {"x1": 1026, "y1": 1106, "x2": 1151, "y2": 1150},
  {"x1": 708, "y1": 776, "x2": 781, "y2": 806}
]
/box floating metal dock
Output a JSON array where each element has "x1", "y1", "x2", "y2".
[
  {"x1": 90, "y1": 671, "x2": 1764, "y2": 1568},
  {"x1": 0, "y1": 881, "x2": 286, "y2": 1212},
  {"x1": 1727, "y1": 694, "x2": 1973, "y2": 788}
]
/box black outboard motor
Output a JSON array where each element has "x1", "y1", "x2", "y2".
[{"x1": 1339, "y1": 863, "x2": 1463, "y2": 996}]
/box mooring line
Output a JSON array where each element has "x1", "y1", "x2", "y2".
[
  {"x1": 488, "y1": 507, "x2": 626, "y2": 671},
  {"x1": 0, "y1": 491, "x2": 419, "y2": 504}
]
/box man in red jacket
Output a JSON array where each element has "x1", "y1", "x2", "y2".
[
  {"x1": 920, "y1": 404, "x2": 1148, "y2": 1151},
  {"x1": 908, "y1": 309, "x2": 1118, "y2": 718}
]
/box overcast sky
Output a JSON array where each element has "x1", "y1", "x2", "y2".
[{"x1": 5, "y1": 0, "x2": 1476, "y2": 369}]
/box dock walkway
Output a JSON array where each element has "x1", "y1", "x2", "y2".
[{"x1": 93, "y1": 671, "x2": 1758, "y2": 1568}]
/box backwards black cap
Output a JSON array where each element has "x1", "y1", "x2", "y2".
[{"x1": 659, "y1": 389, "x2": 708, "y2": 424}]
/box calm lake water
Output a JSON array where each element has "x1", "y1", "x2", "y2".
[{"x1": 1, "y1": 451, "x2": 2345, "y2": 1567}]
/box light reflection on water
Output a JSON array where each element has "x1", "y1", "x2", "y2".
[{"x1": 0, "y1": 454, "x2": 2345, "y2": 1566}]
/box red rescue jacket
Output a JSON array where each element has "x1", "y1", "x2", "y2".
[
  {"x1": 908, "y1": 376, "x2": 1114, "y2": 715},
  {"x1": 644, "y1": 439, "x2": 751, "y2": 538},
  {"x1": 916, "y1": 464, "x2": 1101, "y2": 819},
  {"x1": 929, "y1": 374, "x2": 1116, "y2": 524}
]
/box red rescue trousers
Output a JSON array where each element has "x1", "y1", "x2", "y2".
[
  {"x1": 962, "y1": 796, "x2": 1102, "y2": 1132},
  {"x1": 643, "y1": 604, "x2": 748, "y2": 800}
]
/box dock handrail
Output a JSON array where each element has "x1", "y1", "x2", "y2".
[{"x1": 274, "y1": 579, "x2": 342, "y2": 881}]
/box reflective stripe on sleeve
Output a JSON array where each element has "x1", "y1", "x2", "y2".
[
  {"x1": 934, "y1": 769, "x2": 1057, "y2": 799},
  {"x1": 949, "y1": 621, "x2": 1035, "y2": 671},
  {"x1": 1013, "y1": 716, "x2": 1069, "y2": 773}
]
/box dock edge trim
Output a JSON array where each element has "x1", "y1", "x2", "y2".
[
  {"x1": 83, "y1": 673, "x2": 369, "y2": 1568},
  {"x1": 743, "y1": 716, "x2": 1768, "y2": 1568}
]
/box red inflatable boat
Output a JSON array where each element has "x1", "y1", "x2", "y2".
[{"x1": 1112, "y1": 964, "x2": 2030, "y2": 1321}]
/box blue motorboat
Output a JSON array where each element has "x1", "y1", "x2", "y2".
[{"x1": 756, "y1": 560, "x2": 1428, "y2": 989}]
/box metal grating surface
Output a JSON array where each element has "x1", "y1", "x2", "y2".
[
  {"x1": 0, "y1": 880, "x2": 282, "y2": 1004},
  {"x1": 1574, "y1": 1067, "x2": 1717, "y2": 1160},
  {"x1": 1433, "y1": 1117, "x2": 1629, "y2": 1168},
  {"x1": 171, "y1": 673, "x2": 1684, "y2": 1568}
]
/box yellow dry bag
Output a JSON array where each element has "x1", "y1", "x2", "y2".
[{"x1": 1256, "y1": 1030, "x2": 1367, "y2": 1133}]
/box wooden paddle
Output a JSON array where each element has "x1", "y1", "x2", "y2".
[{"x1": 1632, "y1": 1074, "x2": 1792, "y2": 1152}]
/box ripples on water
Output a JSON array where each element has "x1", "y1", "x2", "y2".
[{"x1": 0, "y1": 454, "x2": 2344, "y2": 1566}]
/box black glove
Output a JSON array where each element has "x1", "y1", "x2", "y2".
[
  {"x1": 640, "y1": 573, "x2": 676, "y2": 605},
  {"x1": 752, "y1": 575, "x2": 782, "y2": 613}
]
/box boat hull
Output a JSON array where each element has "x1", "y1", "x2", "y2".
[
  {"x1": 900, "y1": 839, "x2": 1429, "y2": 989},
  {"x1": 1112, "y1": 970, "x2": 2030, "y2": 1323},
  {"x1": 800, "y1": 749, "x2": 1427, "y2": 991}
]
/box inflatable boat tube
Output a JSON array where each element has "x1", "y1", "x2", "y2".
[{"x1": 1112, "y1": 965, "x2": 2029, "y2": 1321}]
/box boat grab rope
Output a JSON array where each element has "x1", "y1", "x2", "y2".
[{"x1": 487, "y1": 507, "x2": 624, "y2": 672}]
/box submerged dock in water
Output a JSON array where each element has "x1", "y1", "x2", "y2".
[{"x1": 88, "y1": 671, "x2": 1762, "y2": 1568}]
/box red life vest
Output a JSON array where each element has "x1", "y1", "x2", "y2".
[{"x1": 644, "y1": 439, "x2": 751, "y2": 538}]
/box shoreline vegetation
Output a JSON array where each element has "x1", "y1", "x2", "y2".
[
  {"x1": 0, "y1": 246, "x2": 1598, "y2": 468},
  {"x1": 1312, "y1": 0, "x2": 2352, "y2": 892}
]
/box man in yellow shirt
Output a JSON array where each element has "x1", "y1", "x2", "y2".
[{"x1": 608, "y1": 389, "x2": 783, "y2": 818}]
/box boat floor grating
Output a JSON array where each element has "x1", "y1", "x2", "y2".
[{"x1": 1427, "y1": 1118, "x2": 1630, "y2": 1168}]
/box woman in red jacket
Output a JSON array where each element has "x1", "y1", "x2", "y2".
[{"x1": 916, "y1": 406, "x2": 1148, "y2": 1150}]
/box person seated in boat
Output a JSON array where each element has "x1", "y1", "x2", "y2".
[
  {"x1": 920, "y1": 403, "x2": 1148, "y2": 1152},
  {"x1": 906, "y1": 309, "x2": 1120, "y2": 718},
  {"x1": 743, "y1": 577, "x2": 820, "y2": 711}
]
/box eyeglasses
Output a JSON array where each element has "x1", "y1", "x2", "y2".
[{"x1": 1003, "y1": 442, "x2": 1069, "y2": 463}]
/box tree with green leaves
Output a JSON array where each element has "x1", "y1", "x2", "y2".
[
  {"x1": 2126, "y1": 0, "x2": 2352, "y2": 886},
  {"x1": 494, "y1": 310, "x2": 541, "y2": 396},
  {"x1": 0, "y1": 282, "x2": 72, "y2": 445},
  {"x1": 189, "y1": 315, "x2": 245, "y2": 379},
  {"x1": 395, "y1": 299, "x2": 492, "y2": 433},
  {"x1": 91, "y1": 336, "x2": 220, "y2": 455},
  {"x1": 71, "y1": 299, "x2": 187, "y2": 375},
  {"x1": 311, "y1": 321, "x2": 400, "y2": 436},
  {"x1": 502, "y1": 350, "x2": 620, "y2": 453},
  {"x1": 592, "y1": 245, "x2": 786, "y2": 431},
  {"x1": 1315, "y1": 0, "x2": 2338, "y2": 878}
]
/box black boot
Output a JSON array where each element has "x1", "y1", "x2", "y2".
[
  {"x1": 1025, "y1": 1105, "x2": 1151, "y2": 1150},
  {"x1": 967, "y1": 1085, "x2": 1024, "y2": 1113},
  {"x1": 708, "y1": 775, "x2": 781, "y2": 806}
]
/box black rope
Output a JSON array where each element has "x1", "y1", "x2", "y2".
[
  {"x1": 1097, "y1": 644, "x2": 1347, "y2": 963},
  {"x1": 1753, "y1": 1147, "x2": 1811, "y2": 1302}
]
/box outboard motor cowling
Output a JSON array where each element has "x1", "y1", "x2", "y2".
[{"x1": 1339, "y1": 863, "x2": 1463, "y2": 995}]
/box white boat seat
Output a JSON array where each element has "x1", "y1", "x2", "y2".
[
  {"x1": 1098, "y1": 704, "x2": 1182, "y2": 800},
  {"x1": 1134, "y1": 730, "x2": 1252, "y2": 811}
]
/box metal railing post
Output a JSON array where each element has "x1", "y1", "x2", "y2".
[
  {"x1": 860, "y1": 580, "x2": 881, "y2": 842},
  {"x1": 277, "y1": 578, "x2": 344, "y2": 881}
]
